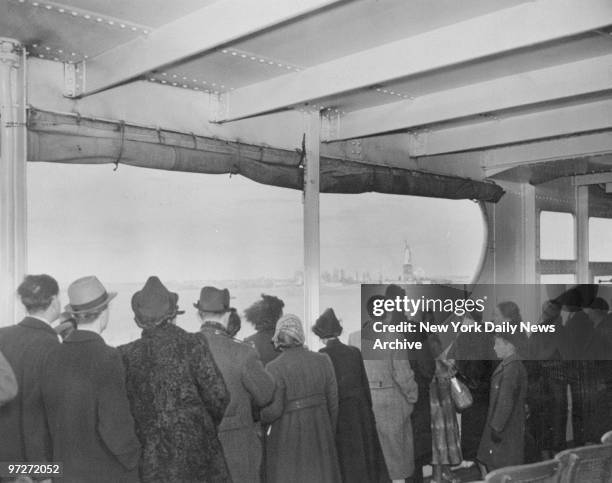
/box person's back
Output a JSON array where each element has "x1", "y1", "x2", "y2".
[
  {"x1": 261, "y1": 314, "x2": 341, "y2": 483},
  {"x1": 42, "y1": 276, "x2": 140, "y2": 483},
  {"x1": 319, "y1": 334, "x2": 389, "y2": 483},
  {"x1": 0, "y1": 274, "x2": 61, "y2": 462},
  {"x1": 43, "y1": 331, "x2": 140, "y2": 482},
  {"x1": 200, "y1": 324, "x2": 275, "y2": 483},
  {"x1": 119, "y1": 277, "x2": 231, "y2": 482}
]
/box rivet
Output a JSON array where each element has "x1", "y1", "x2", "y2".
[
  {"x1": 120, "y1": 24, "x2": 125, "y2": 28},
  {"x1": 84, "y1": 14, "x2": 90, "y2": 19},
  {"x1": 131, "y1": 27, "x2": 137, "y2": 31},
  {"x1": 58, "y1": 8, "x2": 65, "y2": 12},
  {"x1": 108, "y1": 20, "x2": 115, "y2": 25},
  {"x1": 96, "y1": 17, "x2": 102, "y2": 22},
  {"x1": 182, "y1": 84, "x2": 187, "y2": 88},
  {"x1": 45, "y1": 5, "x2": 52, "y2": 9},
  {"x1": 241, "y1": 54, "x2": 247, "y2": 58},
  {"x1": 172, "y1": 82, "x2": 177, "y2": 86},
  {"x1": 71, "y1": 11, "x2": 78, "y2": 16},
  {"x1": 143, "y1": 30, "x2": 149, "y2": 34},
  {"x1": 32, "y1": 2, "x2": 39, "y2": 6},
  {"x1": 231, "y1": 52, "x2": 237, "y2": 56}
]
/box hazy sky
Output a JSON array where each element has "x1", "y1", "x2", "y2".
[{"x1": 27, "y1": 162, "x2": 485, "y2": 284}]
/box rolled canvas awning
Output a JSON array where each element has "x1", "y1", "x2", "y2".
[{"x1": 26, "y1": 108, "x2": 504, "y2": 202}]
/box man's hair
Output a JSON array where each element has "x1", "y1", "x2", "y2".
[{"x1": 17, "y1": 274, "x2": 59, "y2": 313}]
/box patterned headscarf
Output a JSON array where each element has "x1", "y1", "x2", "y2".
[{"x1": 272, "y1": 313, "x2": 305, "y2": 347}]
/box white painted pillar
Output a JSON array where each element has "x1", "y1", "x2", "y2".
[
  {"x1": 0, "y1": 38, "x2": 27, "y2": 325},
  {"x1": 576, "y1": 184, "x2": 589, "y2": 284},
  {"x1": 303, "y1": 111, "x2": 320, "y2": 348}
]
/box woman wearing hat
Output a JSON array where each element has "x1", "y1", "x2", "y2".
[
  {"x1": 261, "y1": 314, "x2": 342, "y2": 483},
  {"x1": 313, "y1": 308, "x2": 389, "y2": 483},
  {"x1": 477, "y1": 302, "x2": 528, "y2": 475},
  {"x1": 118, "y1": 276, "x2": 231, "y2": 483}
]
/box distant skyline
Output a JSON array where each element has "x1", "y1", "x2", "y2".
[{"x1": 28, "y1": 163, "x2": 485, "y2": 286}]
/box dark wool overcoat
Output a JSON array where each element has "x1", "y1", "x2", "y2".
[
  {"x1": 0, "y1": 317, "x2": 60, "y2": 462},
  {"x1": 319, "y1": 339, "x2": 390, "y2": 483},
  {"x1": 262, "y1": 346, "x2": 341, "y2": 483},
  {"x1": 200, "y1": 325, "x2": 276, "y2": 483},
  {"x1": 477, "y1": 353, "x2": 527, "y2": 471},
  {"x1": 42, "y1": 330, "x2": 141, "y2": 483},
  {"x1": 119, "y1": 323, "x2": 231, "y2": 483}
]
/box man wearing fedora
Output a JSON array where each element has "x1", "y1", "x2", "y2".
[
  {"x1": 196, "y1": 286, "x2": 276, "y2": 483},
  {"x1": 0, "y1": 274, "x2": 61, "y2": 466},
  {"x1": 119, "y1": 277, "x2": 231, "y2": 483},
  {"x1": 41, "y1": 276, "x2": 141, "y2": 483}
]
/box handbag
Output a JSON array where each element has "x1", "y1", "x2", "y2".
[{"x1": 450, "y1": 374, "x2": 473, "y2": 411}]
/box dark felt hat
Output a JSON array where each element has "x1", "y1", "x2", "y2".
[
  {"x1": 312, "y1": 308, "x2": 343, "y2": 338},
  {"x1": 194, "y1": 286, "x2": 231, "y2": 313},
  {"x1": 132, "y1": 276, "x2": 184, "y2": 327}
]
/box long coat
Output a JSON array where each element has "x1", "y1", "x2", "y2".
[
  {"x1": 319, "y1": 338, "x2": 390, "y2": 483},
  {"x1": 200, "y1": 324, "x2": 276, "y2": 483},
  {"x1": 0, "y1": 317, "x2": 60, "y2": 462},
  {"x1": 119, "y1": 323, "x2": 231, "y2": 483},
  {"x1": 42, "y1": 330, "x2": 141, "y2": 483},
  {"x1": 477, "y1": 353, "x2": 527, "y2": 471},
  {"x1": 262, "y1": 346, "x2": 341, "y2": 483},
  {"x1": 449, "y1": 332, "x2": 496, "y2": 460},
  {"x1": 0, "y1": 349, "x2": 17, "y2": 406},
  {"x1": 352, "y1": 326, "x2": 419, "y2": 479}
]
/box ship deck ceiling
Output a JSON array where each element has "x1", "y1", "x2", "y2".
[{"x1": 1, "y1": 0, "x2": 612, "y2": 179}]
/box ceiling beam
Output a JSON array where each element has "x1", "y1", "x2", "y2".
[
  {"x1": 322, "y1": 54, "x2": 612, "y2": 141},
  {"x1": 408, "y1": 99, "x2": 612, "y2": 157},
  {"x1": 573, "y1": 172, "x2": 612, "y2": 186},
  {"x1": 217, "y1": 0, "x2": 612, "y2": 122},
  {"x1": 417, "y1": 132, "x2": 612, "y2": 179},
  {"x1": 75, "y1": 0, "x2": 344, "y2": 97}
]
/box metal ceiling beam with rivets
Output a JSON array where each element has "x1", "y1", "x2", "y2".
[
  {"x1": 321, "y1": 54, "x2": 612, "y2": 141},
  {"x1": 408, "y1": 99, "x2": 612, "y2": 157},
  {"x1": 73, "y1": 0, "x2": 345, "y2": 97},
  {"x1": 215, "y1": 0, "x2": 612, "y2": 122}
]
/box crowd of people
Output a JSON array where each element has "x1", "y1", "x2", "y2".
[{"x1": 0, "y1": 276, "x2": 611, "y2": 483}]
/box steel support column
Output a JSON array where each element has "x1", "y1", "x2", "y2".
[
  {"x1": 576, "y1": 185, "x2": 590, "y2": 283},
  {"x1": 303, "y1": 111, "x2": 320, "y2": 348},
  {"x1": 0, "y1": 38, "x2": 27, "y2": 326}
]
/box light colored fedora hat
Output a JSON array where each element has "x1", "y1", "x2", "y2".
[{"x1": 65, "y1": 276, "x2": 117, "y2": 314}]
